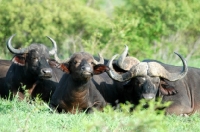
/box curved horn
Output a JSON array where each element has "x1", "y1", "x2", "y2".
[
  {"x1": 46, "y1": 36, "x2": 57, "y2": 55},
  {"x1": 116, "y1": 45, "x2": 140, "y2": 71},
  {"x1": 7, "y1": 34, "x2": 28, "y2": 54},
  {"x1": 108, "y1": 54, "x2": 149, "y2": 82},
  {"x1": 107, "y1": 54, "x2": 135, "y2": 82},
  {"x1": 148, "y1": 52, "x2": 188, "y2": 81},
  {"x1": 116, "y1": 45, "x2": 128, "y2": 69},
  {"x1": 53, "y1": 53, "x2": 70, "y2": 64},
  {"x1": 93, "y1": 53, "x2": 104, "y2": 65},
  {"x1": 46, "y1": 36, "x2": 69, "y2": 63}
]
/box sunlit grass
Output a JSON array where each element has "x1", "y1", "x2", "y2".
[{"x1": 0, "y1": 96, "x2": 200, "y2": 132}]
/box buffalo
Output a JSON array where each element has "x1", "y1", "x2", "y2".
[
  {"x1": 106, "y1": 46, "x2": 195, "y2": 115},
  {"x1": 50, "y1": 51, "x2": 126, "y2": 113},
  {"x1": 0, "y1": 60, "x2": 12, "y2": 98},
  {"x1": 4, "y1": 35, "x2": 64, "y2": 102}
]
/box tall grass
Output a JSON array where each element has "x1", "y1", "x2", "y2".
[{"x1": 0, "y1": 96, "x2": 200, "y2": 132}]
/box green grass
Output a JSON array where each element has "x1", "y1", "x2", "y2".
[{"x1": 0, "y1": 97, "x2": 200, "y2": 132}]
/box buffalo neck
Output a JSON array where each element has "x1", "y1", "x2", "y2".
[
  {"x1": 59, "y1": 74, "x2": 91, "y2": 112},
  {"x1": 17, "y1": 65, "x2": 38, "y2": 88},
  {"x1": 69, "y1": 75, "x2": 92, "y2": 91}
]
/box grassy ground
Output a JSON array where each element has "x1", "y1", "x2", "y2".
[{"x1": 0, "y1": 97, "x2": 199, "y2": 132}]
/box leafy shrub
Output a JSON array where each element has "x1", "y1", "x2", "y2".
[
  {"x1": 113, "y1": 0, "x2": 200, "y2": 63},
  {"x1": 1, "y1": 0, "x2": 200, "y2": 66},
  {"x1": 0, "y1": 0, "x2": 112, "y2": 59}
]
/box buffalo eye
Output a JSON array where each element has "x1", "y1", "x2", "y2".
[
  {"x1": 89, "y1": 62, "x2": 95, "y2": 66},
  {"x1": 151, "y1": 76, "x2": 160, "y2": 84},
  {"x1": 134, "y1": 78, "x2": 141, "y2": 85},
  {"x1": 138, "y1": 77, "x2": 146, "y2": 83},
  {"x1": 133, "y1": 77, "x2": 146, "y2": 86},
  {"x1": 74, "y1": 60, "x2": 80, "y2": 66},
  {"x1": 136, "y1": 79, "x2": 139, "y2": 84},
  {"x1": 32, "y1": 57, "x2": 38, "y2": 62},
  {"x1": 73, "y1": 60, "x2": 78, "y2": 65},
  {"x1": 91, "y1": 62, "x2": 95, "y2": 66}
]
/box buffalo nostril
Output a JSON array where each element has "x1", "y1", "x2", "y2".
[
  {"x1": 81, "y1": 66, "x2": 91, "y2": 71},
  {"x1": 41, "y1": 68, "x2": 52, "y2": 75},
  {"x1": 81, "y1": 66, "x2": 85, "y2": 71}
]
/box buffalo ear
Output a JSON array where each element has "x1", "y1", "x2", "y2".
[
  {"x1": 12, "y1": 54, "x2": 26, "y2": 66},
  {"x1": 93, "y1": 64, "x2": 109, "y2": 75},
  {"x1": 159, "y1": 79, "x2": 177, "y2": 95},
  {"x1": 59, "y1": 63, "x2": 70, "y2": 73}
]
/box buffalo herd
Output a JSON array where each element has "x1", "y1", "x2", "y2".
[{"x1": 1, "y1": 34, "x2": 200, "y2": 116}]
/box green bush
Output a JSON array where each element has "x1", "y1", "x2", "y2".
[
  {"x1": 1, "y1": 0, "x2": 200, "y2": 66},
  {"x1": 113, "y1": 0, "x2": 200, "y2": 63},
  {"x1": 0, "y1": 0, "x2": 112, "y2": 59}
]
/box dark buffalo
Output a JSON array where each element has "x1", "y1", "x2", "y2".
[
  {"x1": 106, "y1": 46, "x2": 193, "y2": 115},
  {"x1": 0, "y1": 60, "x2": 12, "y2": 97},
  {"x1": 50, "y1": 52, "x2": 126, "y2": 113},
  {"x1": 4, "y1": 35, "x2": 64, "y2": 102}
]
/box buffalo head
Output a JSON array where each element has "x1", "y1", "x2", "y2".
[
  {"x1": 107, "y1": 45, "x2": 188, "y2": 101},
  {"x1": 58, "y1": 52, "x2": 108, "y2": 82},
  {"x1": 7, "y1": 34, "x2": 58, "y2": 79}
]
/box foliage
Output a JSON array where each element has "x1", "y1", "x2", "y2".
[
  {"x1": 0, "y1": 0, "x2": 112, "y2": 59},
  {"x1": 1, "y1": 0, "x2": 200, "y2": 67},
  {"x1": 113, "y1": 0, "x2": 200, "y2": 64}
]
